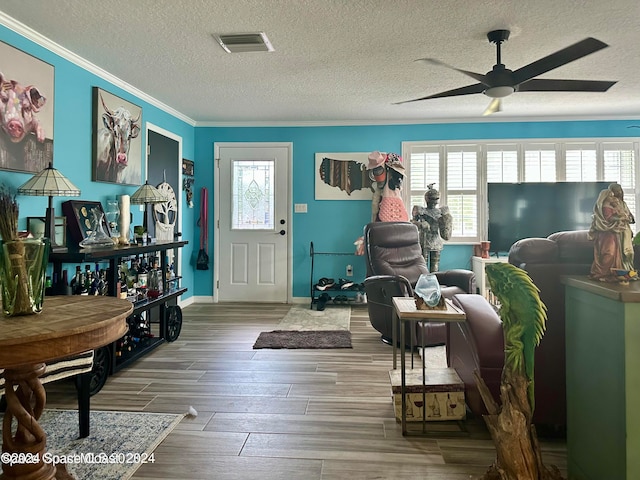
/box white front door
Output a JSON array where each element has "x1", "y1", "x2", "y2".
[{"x1": 216, "y1": 143, "x2": 291, "y2": 302}]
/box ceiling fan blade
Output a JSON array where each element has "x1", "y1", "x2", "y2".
[
  {"x1": 482, "y1": 98, "x2": 502, "y2": 116},
  {"x1": 417, "y1": 58, "x2": 489, "y2": 85},
  {"x1": 394, "y1": 83, "x2": 485, "y2": 104},
  {"x1": 512, "y1": 37, "x2": 609, "y2": 85},
  {"x1": 517, "y1": 78, "x2": 617, "y2": 92}
]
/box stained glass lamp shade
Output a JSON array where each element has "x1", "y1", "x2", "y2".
[
  {"x1": 17, "y1": 162, "x2": 81, "y2": 250},
  {"x1": 130, "y1": 180, "x2": 168, "y2": 234}
]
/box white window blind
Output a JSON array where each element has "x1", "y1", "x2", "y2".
[
  {"x1": 603, "y1": 142, "x2": 636, "y2": 216},
  {"x1": 487, "y1": 145, "x2": 518, "y2": 183},
  {"x1": 446, "y1": 146, "x2": 478, "y2": 238},
  {"x1": 403, "y1": 139, "x2": 639, "y2": 245},
  {"x1": 565, "y1": 143, "x2": 597, "y2": 181},
  {"x1": 408, "y1": 146, "x2": 440, "y2": 212},
  {"x1": 524, "y1": 144, "x2": 556, "y2": 181}
]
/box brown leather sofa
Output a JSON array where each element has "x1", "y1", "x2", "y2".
[
  {"x1": 448, "y1": 230, "x2": 594, "y2": 427},
  {"x1": 363, "y1": 221, "x2": 476, "y2": 347}
]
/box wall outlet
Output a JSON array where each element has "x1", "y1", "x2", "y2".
[{"x1": 346, "y1": 265, "x2": 353, "y2": 277}]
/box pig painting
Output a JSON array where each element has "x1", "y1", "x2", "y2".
[
  {"x1": 0, "y1": 42, "x2": 53, "y2": 173},
  {"x1": 0, "y1": 73, "x2": 47, "y2": 143}
]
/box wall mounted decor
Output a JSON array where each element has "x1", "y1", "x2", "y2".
[
  {"x1": 182, "y1": 158, "x2": 194, "y2": 177},
  {"x1": 92, "y1": 87, "x2": 142, "y2": 185},
  {"x1": 314, "y1": 152, "x2": 373, "y2": 200},
  {"x1": 61, "y1": 200, "x2": 111, "y2": 246},
  {"x1": 0, "y1": 40, "x2": 54, "y2": 173}
]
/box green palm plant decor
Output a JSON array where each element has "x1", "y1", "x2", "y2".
[{"x1": 474, "y1": 262, "x2": 565, "y2": 480}]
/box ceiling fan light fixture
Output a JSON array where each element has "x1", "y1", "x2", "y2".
[{"x1": 484, "y1": 86, "x2": 515, "y2": 98}]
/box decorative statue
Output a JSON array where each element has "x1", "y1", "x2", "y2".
[
  {"x1": 354, "y1": 151, "x2": 408, "y2": 255},
  {"x1": 367, "y1": 151, "x2": 408, "y2": 223},
  {"x1": 478, "y1": 262, "x2": 564, "y2": 480},
  {"x1": 588, "y1": 182, "x2": 635, "y2": 282},
  {"x1": 411, "y1": 184, "x2": 452, "y2": 272}
]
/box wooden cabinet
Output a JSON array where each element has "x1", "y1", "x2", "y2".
[
  {"x1": 49, "y1": 240, "x2": 188, "y2": 393},
  {"x1": 563, "y1": 276, "x2": 640, "y2": 480}
]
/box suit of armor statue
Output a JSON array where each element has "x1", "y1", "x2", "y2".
[{"x1": 412, "y1": 184, "x2": 452, "y2": 272}]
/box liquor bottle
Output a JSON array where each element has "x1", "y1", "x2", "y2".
[
  {"x1": 81, "y1": 264, "x2": 91, "y2": 295},
  {"x1": 89, "y1": 264, "x2": 100, "y2": 295},
  {"x1": 70, "y1": 266, "x2": 84, "y2": 295},
  {"x1": 127, "y1": 258, "x2": 139, "y2": 289},
  {"x1": 137, "y1": 256, "x2": 148, "y2": 290},
  {"x1": 120, "y1": 276, "x2": 129, "y2": 300},
  {"x1": 98, "y1": 268, "x2": 107, "y2": 295},
  {"x1": 167, "y1": 263, "x2": 175, "y2": 291}
]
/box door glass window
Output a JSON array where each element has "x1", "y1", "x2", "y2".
[{"x1": 232, "y1": 160, "x2": 274, "y2": 230}]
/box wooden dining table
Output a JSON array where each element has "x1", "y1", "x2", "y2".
[{"x1": 0, "y1": 295, "x2": 133, "y2": 480}]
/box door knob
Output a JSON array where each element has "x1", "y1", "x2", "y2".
[{"x1": 278, "y1": 230, "x2": 286, "y2": 236}]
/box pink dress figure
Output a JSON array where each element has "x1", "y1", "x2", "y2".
[{"x1": 373, "y1": 153, "x2": 409, "y2": 222}]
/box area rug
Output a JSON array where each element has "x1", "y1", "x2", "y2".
[
  {"x1": 276, "y1": 304, "x2": 351, "y2": 331},
  {"x1": 1, "y1": 409, "x2": 183, "y2": 480},
  {"x1": 253, "y1": 330, "x2": 352, "y2": 349}
]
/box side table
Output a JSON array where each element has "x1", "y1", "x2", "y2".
[
  {"x1": 0, "y1": 296, "x2": 133, "y2": 480},
  {"x1": 391, "y1": 296, "x2": 466, "y2": 435}
]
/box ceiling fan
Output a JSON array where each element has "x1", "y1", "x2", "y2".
[{"x1": 396, "y1": 30, "x2": 617, "y2": 116}]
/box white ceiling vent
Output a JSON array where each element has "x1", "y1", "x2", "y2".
[{"x1": 214, "y1": 32, "x2": 274, "y2": 53}]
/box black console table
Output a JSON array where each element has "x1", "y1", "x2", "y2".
[{"x1": 49, "y1": 240, "x2": 188, "y2": 393}]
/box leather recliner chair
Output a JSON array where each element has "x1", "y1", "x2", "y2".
[
  {"x1": 447, "y1": 230, "x2": 594, "y2": 427},
  {"x1": 363, "y1": 221, "x2": 476, "y2": 347}
]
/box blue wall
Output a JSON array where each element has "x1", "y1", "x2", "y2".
[
  {"x1": 196, "y1": 120, "x2": 640, "y2": 299},
  {"x1": 2, "y1": 21, "x2": 639, "y2": 302},
  {"x1": 0, "y1": 23, "x2": 197, "y2": 298}
]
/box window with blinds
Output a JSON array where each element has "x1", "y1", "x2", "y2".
[
  {"x1": 524, "y1": 144, "x2": 556, "y2": 182},
  {"x1": 403, "y1": 139, "x2": 639, "y2": 243}
]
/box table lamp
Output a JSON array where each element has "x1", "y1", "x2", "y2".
[
  {"x1": 17, "y1": 162, "x2": 81, "y2": 251},
  {"x1": 130, "y1": 180, "x2": 167, "y2": 237}
]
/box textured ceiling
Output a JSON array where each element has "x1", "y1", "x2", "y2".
[{"x1": 1, "y1": 0, "x2": 639, "y2": 125}]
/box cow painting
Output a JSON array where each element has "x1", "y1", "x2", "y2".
[{"x1": 93, "y1": 88, "x2": 142, "y2": 185}]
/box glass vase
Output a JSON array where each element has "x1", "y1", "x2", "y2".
[
  {"x1": 105, "y1": 198, "x2": 120, "y2": 238},
  {"x1": 414, "y1": 273, "x2": 442, "y2": 308},
  {"x1": 0, "y1": 238, "x2": 50, "y2": 316},
  {"x1": 79, "y1": 210, "x2": 114, "y2": 248}
]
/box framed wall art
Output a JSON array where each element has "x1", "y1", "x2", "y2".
[
  {"x1": 27, "y1": 216, "x2": 66, "y2": 247},
  {"x1": 0, "y1": 40, "x2": 54, "y2": 174},
  {"x1": 182, "y1": 158, "x2": 194, "y2": 176},
  {"x1": 92, "y1": 87, "x2": 142, "y2": 186},
  {"x1": 61, "y1": 200, "x2": 112, "y2": 245},
  {"x1": 314, "y1": 152, "x2": 374, "y2": 200}
]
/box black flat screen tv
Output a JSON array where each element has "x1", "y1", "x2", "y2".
[{"x1": 487, "y1": 181, "x2": 610, "y2": 254}]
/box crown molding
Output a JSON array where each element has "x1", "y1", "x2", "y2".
[
  {"x1": 195, "y1": 114, "x2": 640, "y2": 128},
  {"x1": 0, "y1": 11, "x2": 196, "y2": 127}
]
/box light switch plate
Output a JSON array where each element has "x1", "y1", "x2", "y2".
[{"x1": 294, "y1": 203, "x2": 307, "y2": 213}]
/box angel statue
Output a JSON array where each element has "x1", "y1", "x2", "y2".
[{"x1": 411, "y1": 184, "x2": 452, "y2": 272}]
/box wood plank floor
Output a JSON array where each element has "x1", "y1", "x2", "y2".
[{"x1": 46, "y1": 303, "x2": 567, "y2": 479}]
